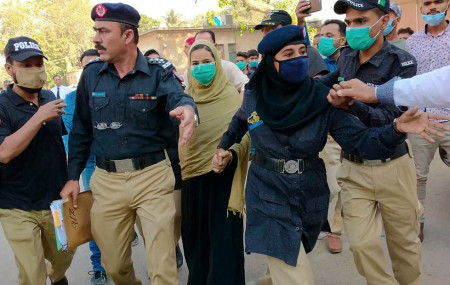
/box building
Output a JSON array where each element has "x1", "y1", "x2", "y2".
[{"x1": 138, "y1": 26, "x2": 262, "y2": 75}]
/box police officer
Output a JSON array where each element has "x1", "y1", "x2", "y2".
[
  {"x1": 60, "y1": 3, "x2": 197, "y2": 285},
  {"x1": 0, "y1": 36, "x2": 74, "y2": 285},
  {"x1": 318, "y1": 0, "x2": 421, "y2": 284},
  {"x1": 212, "y1": 25, "x2": 431, "y2": 285}
]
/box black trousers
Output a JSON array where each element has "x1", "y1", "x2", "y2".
[{"x1": 181, "y1": 160, "x2": 245, "y2": 285}]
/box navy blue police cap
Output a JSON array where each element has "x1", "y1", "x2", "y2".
[
  {"x1": 334, "y1": 0, "x2": 390, "y2": 15},
  {"x1": 255, "y1": 10, "x2": 292, "y2": 30},
  {"x1": 257, "y1": 25, "x2": 305, "y2": 55},
  {"x1": 4, "y1": 36, "x2": 47, "y2": 62},
  {"x1": 91, "y1": 3, "x2": 141, "y2": 27}
]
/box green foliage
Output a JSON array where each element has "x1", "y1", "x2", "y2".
[
  {"x1": 307, "y1": 25, "x2": 318, "y2": 44},
  {"x1": 0, "y1": 0, "x2": 94, "y2": 86},
  {"x1": 164, "y1": 9, "x2": 182, "y2": 27},
  {"x1": 211, "y1": 0, "x2": 299, "y2": 31},
  {"x1": 139, "y1": 14, "x2": 161, "y2": 32}
]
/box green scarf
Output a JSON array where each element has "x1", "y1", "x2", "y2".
[{"x1": 179, "y1": 40, "x2": 249, "y2": 214}]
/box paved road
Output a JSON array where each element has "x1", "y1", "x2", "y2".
[{"x1": 1, "y1": 152, "x2": 449, "y2": 284}]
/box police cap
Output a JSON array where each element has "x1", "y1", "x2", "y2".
[
  {"x1": 257, "y1": 25, "x2": 305, "y2": 55},
  {"x1": 3, "y1": 36, "x2": 47, "y2": 62},
  {"x1": 255, "y1": 10, "x2": 292, "y2": 30},
  {"x1": 91, "y1": 3, "x2": 140, "y2": 27},
  {"x1": 389, "y1": 1, "x2": 402, "y2": 17},
  {"x1": 334, "y1": 0, "x2": 390, "y2": 15}
]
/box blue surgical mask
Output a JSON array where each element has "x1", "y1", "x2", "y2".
[
  {"x1": 422, "y1": 9, "x2": 447, "y2": 26},
  {"x1": 318, "y1": 37, "x2": 339, "y2": 57},
  {"x1": 383, "y1": 18, "x2": 397, "y2": 36},
  {"x1": 249, "y1": 60, "x2": 259, "y2": 68},
  {"x1": 346, "y1": 16, "x2": 383, "y2": 51},
  {"x1": 276, "y1": 56, "x2": 309, "y2": 84},
  {"x1": 191, "y1": 62, "x2": 216, "y2": 86}
]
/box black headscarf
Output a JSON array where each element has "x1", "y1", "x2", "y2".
[{"x1": 250, "y1": 53, "x2": 331, "y2": 134}]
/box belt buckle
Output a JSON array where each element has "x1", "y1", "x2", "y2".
[
  {"x1": 284, "y1": 160, "x2": 299, "y2": 174},
  {"x1": 113, "y1": 159, "x2": 135, "y2": 172},
  {"x1": 362, "y1": 159, "x2": 383, "y2": 166}
]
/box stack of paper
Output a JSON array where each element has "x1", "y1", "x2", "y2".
[{"x1": 50, "y1": 200, "x2": 68, "y2": 251}]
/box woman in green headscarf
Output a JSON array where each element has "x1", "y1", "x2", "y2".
[{"x1": 178, "y1": 40, "x2": 249, "y2": 285}]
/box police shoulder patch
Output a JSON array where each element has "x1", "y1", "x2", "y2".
[
  {"x1": 391, "y1": 48, "x2": 416, "y2": 68},
  {"x1": 147, "y1": 57, "x2": 173, "y2": 70}
]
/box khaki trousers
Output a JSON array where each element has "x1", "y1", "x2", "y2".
[
  {"x1": 409, "y1": 121, "x2": 450, "y2": 222},
  {"x1": 90, "y1": 158, "x2": 178, "y2": 285},
  {"x1": 265, "y1": 243, "x2": 314, "y2": 285},
  {"x1": 319, "y1": 136, "x2": 343, "y2": 237},
  {"x1": 337, "y1": 154, "x2": 422, "y2": 285},
  {"x1": 136, "y1": 189, "x2": 182, "y2": 246},
  {"x1": 0, "y1": 209, "x2": 75, "y2": 285}
]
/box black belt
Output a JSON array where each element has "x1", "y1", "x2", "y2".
[
  {"x1": 95, "y1": 151, "x2": 166, "y2": 173},
  {"x1": 343, "y1": 142, "x2": 409, "y2": 165},
  {"x1": 253, "y1": 152, "x2": 318, "y2": 174}
]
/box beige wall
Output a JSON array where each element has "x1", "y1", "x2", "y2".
[
  {"x1": 138, "y1": 27, "x2": 263, "y2": 75},
  {"x1": 396, "y1": 0, "x2": 449, "y2": 32}
]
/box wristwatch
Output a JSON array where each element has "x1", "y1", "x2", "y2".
[
  {"x1": 392, "y1": 118, "x2": 402, "y2": 135},
  {"x1": 194, "y1": 114, "x2": 199, "y2": 127}
]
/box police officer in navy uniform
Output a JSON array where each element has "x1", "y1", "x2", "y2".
[
  {"x1": 60, "y1": 3, "x2": 197, "y2": 285},
  {"x1": 318, "y1": 0, "x2": 422, "y2": 284},
  {"x1": 212, "y1": 25, "x2": 435, "y2": 285}
]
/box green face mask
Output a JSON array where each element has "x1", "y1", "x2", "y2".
[
  {"x1": 346, "y1": 17, "x2": 383, "y2": 51},
  {"x1": 236, "y1": 61, "x2": 246, "y2": 71},
  {"x1": 318, "y1": 37, "x2": 338, "y2": 57},
  {"x1": 191, "y1": 62, "x2": 216, "y2": 85}
]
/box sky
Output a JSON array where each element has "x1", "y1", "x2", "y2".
[
  {"x1": 0, "y1": 0, "x2": 343, "y2": 21},
  {"x1": 90, "y1": 0, "x2": 343, "y2": 21},
  {"x1": 91, "y1": 0, "x2": 220, "y2": 20}
]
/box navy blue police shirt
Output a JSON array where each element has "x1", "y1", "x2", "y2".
[
  {"x1": 317, "y1": 41, "x2": 417, "y2": 127},
  {"x1": 217, "y1": 85, "x2": 405, "y2": 266},
  {"x1": 68, "y1": 51, "x2": 196, "y2": 180},
  {"x1": 0, "y1": 86, "x2": 68, "y2": 210}
]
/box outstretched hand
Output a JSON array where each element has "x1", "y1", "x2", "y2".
[
  {"x1": 170, "y1": 106, "x2": 196, "y2": 146},
  {"x1": 396, "y1": 107, "x2": 450, "y2": 143}
]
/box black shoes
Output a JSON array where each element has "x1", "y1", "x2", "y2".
[
  {"x1": 419, "y1": 222, "x2": 424, "y2": 242},
  {"x1": 51, "y1": 276, "x2": 68, "y2": 285},
  {"x1": 176, "y1": 244, "x2": 184, "y2": 268}
]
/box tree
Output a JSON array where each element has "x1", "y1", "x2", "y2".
[
  {"x1": 0, "y1": 0, "x2": 94, "y2": 86},
  {"x1": 210, "y1": 0, "x2": 300, "y2": 31},
  {"x1": 139, "y1": 14, "x2": 161, "y2": 33},
  {"x1": 163, "y1": 9, "x2": 182, "y2": 27}
]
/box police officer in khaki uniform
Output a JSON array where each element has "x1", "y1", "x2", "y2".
[
  {"x1": 0, "y1": 37, "x2": 74, "y2": 285},
  {"x1": 60, "y1": 3, "x2": 197, "y2": 285},
  {"x1": 319, "y1": 0, "x2": 422, "y2": 284}
]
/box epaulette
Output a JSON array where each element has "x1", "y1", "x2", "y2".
[
  {"x1": 147, "y1": 57, "x2": 173, "y2": 70},
  {"x1": 84, "y1": 57, "x2": 102, "y2": 68}
]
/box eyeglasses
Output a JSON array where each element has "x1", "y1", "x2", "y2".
[{"x1": 94, "y1": 122, "x2": 123, "y2": 130}]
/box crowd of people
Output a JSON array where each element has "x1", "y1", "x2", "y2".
[{"x1": 0, "y1": 0, "x2": 449, "y2": 285}]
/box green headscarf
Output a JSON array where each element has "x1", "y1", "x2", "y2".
[{"x1": 179, "y1": 40, "x2": 249, "y2": 213}]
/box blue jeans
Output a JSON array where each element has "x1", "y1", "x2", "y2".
[{"x1": 83, "y1": 162, "x2": 105, "y2": 272}]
